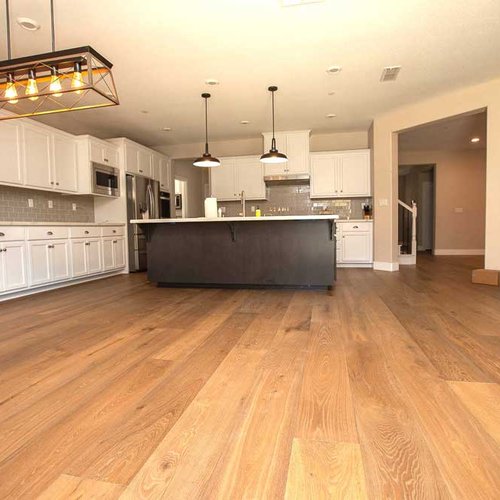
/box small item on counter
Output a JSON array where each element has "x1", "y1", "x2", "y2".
[
  {"x1": 204, "y1": 197, "x2": 218, "y2": 218},
  {"x1": 255, "y1": 206, "x2": 261, "y2": 217},
  {"x1": 218, "y1": 207, "x2": 222, "y2": 218},
  {"x1": 362, "y1": 203, "x2": 373, "y2": 220}
]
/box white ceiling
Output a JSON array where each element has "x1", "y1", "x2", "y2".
[
  {"x1": 399, "y1": 111, "x2": 487, "y2": 151},
  {"x1": 1, "y1": 0, "x2": 500, "y2": 147}
]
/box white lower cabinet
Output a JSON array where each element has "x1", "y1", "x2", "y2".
[
  {"x1": 71, "y1": 238, "x2": 102, "y2": 277},
  {"x1": 29, "y1": 240, "x2": 70, "y2": 286},
  {"x1": 102, "y1": 237, "x2": 125, "y2": 271},
  {"x1": 336, "y1": 221, "x2": 373, "y2": 266},
  {"x1": 0, "y1": 241, "x2": 28, "y2": 292}
]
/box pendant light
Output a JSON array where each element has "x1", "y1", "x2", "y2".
[
  {"x1": 260, "y1": 86, "x2": 288, "y2": 164},
  {"x1": 193, "y1": 93, "x2": 220, "y2": 168},
  {"x1": 25, "y1": 69, "x2": 38, "y2": 100}
]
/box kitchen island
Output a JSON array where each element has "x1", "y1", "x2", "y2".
[{"x1": 131, "y1": 215, "x2": 338, "y2": 289}]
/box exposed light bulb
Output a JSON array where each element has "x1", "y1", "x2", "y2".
[
  {"x1": 4, "y1": 73, "x2": 18, "y2": 104},
  {"x1": 71, "y1": 62, "x2": 84, "y2": 94},
  {"x1": 26, "y1": 69, "x2": 39, "y2": 101},
  {"x1": 50, "y1": 66, "x2": 63, "y2": 97}
]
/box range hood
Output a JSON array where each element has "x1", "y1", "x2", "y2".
[{"x1": 264, "y1": 173, "x2": 310, "y2": 184}]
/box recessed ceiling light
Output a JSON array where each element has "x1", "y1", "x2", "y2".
[
  {"x1": 470, "y1": 137, "x2": 480, "y2": 143},
  {"x1": 161, "y1": 127, "x2": 172, "y2": 132},
  {"x1": 140, "y1": 110, "x2": 149, "y2": 114},
  {"x1": 240, "y1": 120, "x2": 250, "y2": 125},
  {"x1": 327, "y1": 90, "x2": 335, "y2": 95},
  {"x1": 16, "y1": 17, "x2": 40, "y2": 31},
  {"x1": 205, "y1": 79, "x2": 220, "y2": 86},
  {"x1": 326, "y1": 113, "x2": 336, "y2": 118},
  {"x1": 326, "y1": 66, "x2": 342, "y2": 74}
]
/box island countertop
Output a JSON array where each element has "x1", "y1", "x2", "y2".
[{"x1": 131, "y1": 215, "x2": 339, "y2": 224}]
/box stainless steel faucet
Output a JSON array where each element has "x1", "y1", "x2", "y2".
[{"x1": 240, "y1": 190, "x2": 246, "y2": 217}]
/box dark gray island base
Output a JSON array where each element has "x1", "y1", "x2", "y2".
[{"x1": 135, "y1": 217, "x2": 337, "y2": 289}]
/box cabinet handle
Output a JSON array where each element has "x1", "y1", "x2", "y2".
[
  {"x1": 56, "y1": 182, "x2": 59, "y2": 186},
  {"x1": 2, "y1": 248, "x2": 6, "y2": 252},
  {"x1": 48, "y1": 245, "x2": 54, "y2": 249},
  {"x1": 0, "y1": 232, "x2": 4, "y2": 237},
  {"x1": 85, "y1": 242, "x2": 90, "y2": 246},
  {"x1": 104, "y1": 158, "x2": 109, "y2": 162},
  {"x1": 113, "y1": 240, "x2": 117, "y2": 244},
  {"x1": 139, "y1": 169, "x2": 143, "y2": 173},
  {"x1": 353, "y1": 225, "x2": 359, "y2": 229},
  {"x1": 47, "y1": 231, "x2": 53, "y2": 235},
  {"x1": 112, "y1": 229, "x2": 116, "y2": 233},
  {"x1": 84, "y1": 230, "x2": 89, "y2": 234},
  {"x1": 50, "y1": 181, "x2": 54, "y2": 185}
]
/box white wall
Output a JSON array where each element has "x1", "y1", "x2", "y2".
[{"x1": 172, "y1": 159, "x2": 206, "y2": 218}]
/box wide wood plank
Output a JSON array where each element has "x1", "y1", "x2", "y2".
[{"x1": 37, "y1": 474, "x2": 124, "y2": 500}]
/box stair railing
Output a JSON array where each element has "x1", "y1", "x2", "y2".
[{"x1": 398, "y1": 200, "x2": 417, "y2": 257}]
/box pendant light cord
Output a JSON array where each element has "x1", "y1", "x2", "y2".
[
  {"x1": 50, "y1": 0, "x2": 55, "y2": 51},
  {"x1": 271, "y1": 89, "x2": 276, "y2": 150},
  {"x1": 5, "y1": 0, "x2": 11, "y2": 59},
  {"x1": 204, "y1": 96, "x2": 209, "y2": 155}
]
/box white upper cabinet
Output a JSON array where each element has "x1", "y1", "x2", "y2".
[
  {"x1": 0, "y1": 121, "x2": 24, "y2": 185},
  {"x1": 210, "y1": 156, "x2": 266, "y2": 201},
  {"x1": 310, "y1": 149, "x2": 371, "y2": 198},
  {"x1": 159, "y1": 157, "x2": 171, "y2": 191},
  {"x1": 52, "y1": 133, "x2": 78, "y2": 192},
  {"x1": 262, "y1": 130, "x2": 310, "y2": 176},
  {"x1": 137, "y1": 149, "x2": 152, "y2": 177},
  {"x1": 23, "y1": 123, "x2": 52, "y2": 190},
  {"x1": 90, "y1": 140, "x2": 119, "y2": 168}
]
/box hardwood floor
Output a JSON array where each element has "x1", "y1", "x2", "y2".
[{"x1": 0, "y1": 254, "x2": 499, "y2": 499}]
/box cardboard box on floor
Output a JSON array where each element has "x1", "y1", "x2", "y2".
[{"x1": 472, "y1": 269, "x2": 499, "y2": 286}]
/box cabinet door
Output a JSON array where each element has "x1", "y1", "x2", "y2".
[
  {"x1": 285, "y1": 132, "x2": 309, "y2": 174},
  {"x1": 50, "y1": 240, "x2": 70, "y2": 281},
  {"x1": 338, "y1": 150, "x2": 370, "y2": 197},
  {"x1": 90, "y1": 141, "x2": 105, "y2": 164},
  {"x1": 341, "y1": 232, "x2": 372, "y2": 263},
  {"x1": 0, "y1": 121, "x2": 24, "y2": 185},
  {"x1": 1, "y1": 242, "x2": 27, "y2": 292},
  {"x1": 113, "y1": 238, "x2": 126, "y2": 269},
  {"x1": 159, "y1": 157, "x2": 171, "y2": 191},
  {"x1": 151, "y1": 154, "x2": 161, "y2": 182},
  {"x1": 103, "y1": 145, "x2": 119, "y2": 167},
  {"x1": 102, "y1": 238, "x2": 115, "y2": 270},
  {"x1": 137, "y1": 150, "x2": 152, "y2": 177},
  {"x1": 310, "y1": 155, "x2": 337, "y2": 198},
  {"x1": 23, "y1": 124, "x2": 52, "y2": 189},
  {"x1": 29, "y1": 242, "x2": 51, "y2": 285},
  {"x1": 234, "y1": 156, "x2": 265, "y2": 200},
  {"x1": 210, "y1": 158, "x2": 237, "y2": 200},
  {"x1": 53, "y1": 134, "x2": 78, "y2": 192},
  {"x1": 71, "y1": 239, "x2": 88, "y2": 277},
  {"x1": 124, "y1": 144, "x2": 138, "y2": 174},
  {"x1": 87, "y1": 239, "x2": 102, "y2": 274}
]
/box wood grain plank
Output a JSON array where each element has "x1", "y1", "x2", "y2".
[
  {"x1": 37, "y1": 474, "x2": 124, "y2": 500},
  {"x1": 285, "y1": 439, "x2": 367, "y2": 500}
]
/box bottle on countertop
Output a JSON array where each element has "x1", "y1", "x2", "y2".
[{"x1": 255, "y1": 206, "x2": 261, "y2": 217}]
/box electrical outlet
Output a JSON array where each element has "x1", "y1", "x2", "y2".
[
  {"x1": 28, "y1": 199, "x2": 34, "y2": 208},
  {"x1": 251, "y1": 206, "x2": 255, "y2": 213},
  {"x1": 72, "y1": 203, "x2": 77, "y2": 211},
  {"x1": 48, "y1": 200, "x2": 53, "y2": 209}
]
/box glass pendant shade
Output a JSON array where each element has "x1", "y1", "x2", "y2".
[
  {"x1": 4, "y1": 73, "x2": 18, "y2": 103},
  {"x1": 71, "y1": 61, "x2": 84, "y2": 94},
  {"x1": 49, "y1": 66, "x2": 63, "y2": 97},
  {"x1": 25, "y1": 69, "x2": 38, "y2": 100},
  {"x1": 193, "y1": 93, "x2": 220, "y2": 168},
  {"x1": 260, "y1": 85, "x2": 288, "y2": 164}
]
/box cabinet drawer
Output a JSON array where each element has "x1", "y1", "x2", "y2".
[
  {"x1": 27, "y1": 226, "x2": 69, "y2": 240},
  {"x1": 70, "y1": 226, "x2": 101, "y2": 238},
  {"x1": 0, "y1": 227, "x2": 26, "y2": 242},
  {"x1": 101, "y1": 226, "x2": 124, "y2": 237},
  {"x1": 338, "y1": 222, "x2": 371, "y2": 232}
]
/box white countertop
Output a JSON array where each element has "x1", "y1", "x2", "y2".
[
  {"x1": 0, "y1": 221, "x2": 125, "y2": 227},
  {"x1": 337, "y1": 219, "x2": 373, "y2": 223},
  {"x1": 131, "y1": 215, "x2": 339, "y2": 224}
]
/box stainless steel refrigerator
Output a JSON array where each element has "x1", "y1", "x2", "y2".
[{"x1": 126, "y1": 174, "x2": 160, "y2": 272}]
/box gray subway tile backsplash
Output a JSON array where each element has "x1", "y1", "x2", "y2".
[
  {"x1": 219, "y1": 184, "x2": 371, "y2": 219},
  {"x1": 0, "y1": 185, "x2": 95, "y2": 222}
]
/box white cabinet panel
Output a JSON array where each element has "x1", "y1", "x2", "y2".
[
  {"x1": 1, "y1": 242, "x2": 27, "y2": 292},
  {"x1": 234, "y1": 156, "x2": 266, "y2": 200},
  {"x1": 51, "y1": 241, "x2": 70, "y2": 281},
  {"x1": 87, "y1": 239, "x2": 102, "y2": 273},
  {"x1": 151, "y1": 154, "x2": 161, "y2": 182},
  {"x1": 310, "y1": 155, "x2": 337, "y2": 197},
  {"x1": 103, "y1": 145, "x2": 119, "y2": 167},
  {"x1": 339, "y1": 150, "x2": 370, "y2": 197},
  {"x1": 53, "y1": 133, "x2": 78, "y2": 192},
  {"x1": 341, "y1": 232, "x2": 372, "y2": 263},
  {"x1": 159, "y1": 157, "x2": 171, "y2": 191},
  {"x1": 90, "y1": 141, "x2": 119, "y2": 168},
  {"x1": 71, "y1": 239, "x2": 87, "y2": 277},
  {"x1": 29, "y1": 242, "x2": 51, "y2": 285},
  {"x1": 23, "y1": 124, "x2": 52, "y2": 189},
  {"x1": 0, "y1": 121, "x2": 24, "y2": 185},
  {"x1": 137, "y1": 150, "x2": 152, "y2": 177},
  {"x1": 102, "y1": 238, "x2": 115, "y2": 270},
  {"x1": 113, "y1": 238, "x2": 126, "y2": 269},
  {"x1": 263, "y1": 130, "x2": 310, "y2": 176},
  {"x1": 210, "y1": 158, "x2": 237, "y2": 200}
]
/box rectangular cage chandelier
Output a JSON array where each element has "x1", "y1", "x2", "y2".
[{"x1": 0, "y1": 1, "x2": 119, "y2": 120}]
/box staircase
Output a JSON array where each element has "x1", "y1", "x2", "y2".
[{"x1": 398, "y1": 200, "x2": 417, "y2": 265}]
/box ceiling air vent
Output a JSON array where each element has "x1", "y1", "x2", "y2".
[{"x1": 380, "y1": 66, "x2": 401, "y2": 82}]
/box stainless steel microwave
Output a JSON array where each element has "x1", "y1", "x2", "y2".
[{"x1": 91, "y1": 162, "x2": 120, "y2": 197}]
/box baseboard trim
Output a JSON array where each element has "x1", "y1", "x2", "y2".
[
  {"x1": 373, "y1": 261, "x2": 399, "y2": 272},
  {"x1": 0, "y1": 270, "x2": 125, "y2": 303},
  {"x1": 337, "y1": 263, "x2": 373, "y2": 268},
  {"x1": 434, "y1": 249, "x2": 485, "y2": 256}
]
